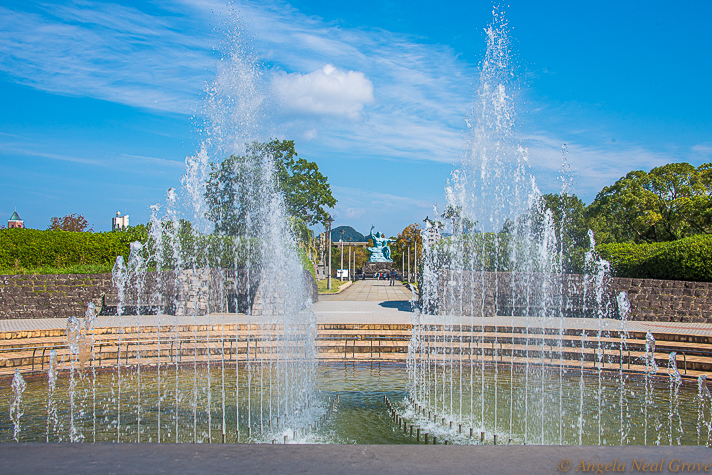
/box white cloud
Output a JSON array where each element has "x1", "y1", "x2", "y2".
[
  {"x1": 343, "y1": 207, "x2": 366, "y2": 219},
  {"x1": 272, "y1": 64, "x2": 374, "y2": 119},
  {"x1": 692, "y1": 143, "x2": 712, "y2": 156}
]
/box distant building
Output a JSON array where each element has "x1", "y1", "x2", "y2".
[
  {"x1": 422, "y1": 217, "x2": 441, "y2": 246},
  {"x1": 112, "y1": 211, "x2": 129, "y2": 230},
  {"x1": 8, "y1": 210, "x2": 24, "y2": 229}
]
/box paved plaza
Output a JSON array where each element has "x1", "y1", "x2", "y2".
[
  {"x1": 320, "y1": 279, "x2": 414, "y2": 302},
  {"x1": 2, "y1": 444, "x2": 710, "y2": 475}
]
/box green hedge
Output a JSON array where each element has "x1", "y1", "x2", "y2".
[
  {"x1": 597, "y1": 234, "x2": 712, "y2": 282},
  {"x1": 0, "y1": 228, "x2": 147, "y2": 270},
  {"x1": 0, "y1": 227, "x2": 316, "y2": 276}
]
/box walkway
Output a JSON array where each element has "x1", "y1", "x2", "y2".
[
  {"x1": 319, "y1": 279, "x2": 414, "y2": 301},
  {"x1": 3, "y1": 442, "x2": 709, "y2": 475},
  {"x1": 311, "y1": 280, "x2": 415, "y2": 325}
]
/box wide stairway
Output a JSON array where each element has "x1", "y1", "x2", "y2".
[{"x1": 0, "y1": 279, "x2": 711, "y2": 380}]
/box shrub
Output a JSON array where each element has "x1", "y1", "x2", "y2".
[
  {"x1": 0, "y1": 227, "x2": 147, "y2": 270},
  {"x1": 0, "y1": 227, "x2": 317, "y2": 277},
  {"x1": 597, "y1": 234, "x2": 712, "y2": 282}
]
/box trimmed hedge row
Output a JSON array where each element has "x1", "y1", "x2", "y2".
[
  {"x1": 597, "y1": 234, "x2": 712, "y2": 282},
  {"x1": 0, "y1": 228, "x2": 147, "y2": 269},
  {"x1": 0, "y1": 227, "x2": 316, "y2": 276}
]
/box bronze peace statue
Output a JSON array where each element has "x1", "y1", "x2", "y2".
[{"x1": 367, "y1": 225, "x2": 394, "y2": 262}]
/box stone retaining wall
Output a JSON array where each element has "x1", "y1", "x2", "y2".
[
  {"x1": 613, "y1": 278, "x2": 712, "y2": 323},
  {"x1": 0, "y1": 269, "x2": 317, "y2": 320},
  {"x1": 0, "y1": 274, "x2": 112, "y2": 320},
  {"x1": 431, "y1": 271, "x2": 712, "y2": 323}
]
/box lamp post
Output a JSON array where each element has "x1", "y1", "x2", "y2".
[
  {"x1": 407, "y1": 238, "x2": 411, "y2": 284},
  {"x1": 339, "y1": 229, "x2": 345, "y2": 282},
  {"x1": 401, "y1": 241, "x2": 405, "y2": 280},
  {"x1": 414, "y1": 238, "x2": 418, "y2": 284},
  {"x1": 348, "y1": 237, "x2": 352, "y2": 282},
  {"x1": 327, "y1": 216, "x2": 334, "y2": 290}
]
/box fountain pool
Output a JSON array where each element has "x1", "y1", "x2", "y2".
[{"x1": 2, "y1": 363, "x2": 709, "y2": 445}]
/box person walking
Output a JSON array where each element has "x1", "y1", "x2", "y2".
[{"x1": 389, "y1": 269, "x2": 396, "y2": 286}]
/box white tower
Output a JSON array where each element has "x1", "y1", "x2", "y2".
[{"x1": 112, "y1": 211, "x2": 129, "y2": 230}]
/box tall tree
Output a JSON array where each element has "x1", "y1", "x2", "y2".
[
  {"x1": 204, "y1": 140, "x2": 336, "y2": 236},
  {"x1": 48, "y1": 214, "x2": 92, "y2": 232},
  {"x1": 586, "y1": 162, "x2": 712, "y2": 243},
  {"x1": 391, "y1": 223, "x2": 423, "y2": 273},
  {"x1": 533, "y1": 193, "x2": 589, "y2": 248}
]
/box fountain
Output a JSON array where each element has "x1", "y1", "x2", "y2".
[
  {"x1": 1, "y1": 7, "x2": 711, "y2": 448},
  {"x1": 1, "y1": 17, "x2": 322, "y2": 445},
  {"x1": 405, "y1": 6, "x2": 712, "y2": 447}
]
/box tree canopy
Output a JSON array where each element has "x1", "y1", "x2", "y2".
[
  {"x1": 204, "y1": 139, "x2": 336, "y2": 236},
  {"x1": 532, "y1": 193, "x2": 589, "y2": 249},
  {"x1": 48, "y1": 214, "x2": 93, "y2": 232},
  {"x1": 586, "y1": 162, "x2": 712, "y2": 244}
]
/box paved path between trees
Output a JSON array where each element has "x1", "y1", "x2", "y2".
[{"x1": 2, "y1": 278, "x2": 712, "y2": 337}]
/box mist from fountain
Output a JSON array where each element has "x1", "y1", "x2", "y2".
[
  {"x1": 15, "y1": 15, "x2": 324, "y2": 445},
  {"x1": 10, "y1": 369, "x2": 25, "y2": 442},
  {"x1": 406, "y1": 5, "x2": 708, "y2": 447}
]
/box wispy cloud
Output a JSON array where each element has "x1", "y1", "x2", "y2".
[
  {"x1": 330, "y1": 185, "x2": 435, "y2": 235},
  {"x1": 521, "y1": 133, "x2": 682, "y2": 201},
  {"x1": 692, "y1": 143, "x2": 712, "y2": 157},
  {"x1": 2, "y1": 0, "x2": 476, "y2": 164},
  {"x1": 120, "y1": 154, "x2": 185, "y2": 168},
  {"x1": 0, "y1": 142, "x2": 185, "y2": 173},
  {"x1": 3, "y1": 0, "x2": 695, "y2": 220},
  {"x1": 0, "y1": 2, "x2": 213, "y2": 114},
  {"x1": 1, "y1": 146, "x2": 109, "y2": 167}
]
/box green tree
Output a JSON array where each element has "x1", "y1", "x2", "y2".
[
  {"x1": 586, "y1": 162, "x2": 712, "y2": 244},
  {"x1": 289, "y1": 217, "x2": 317, "y2": 264},
  {"x1": 204, "y1": 140, "x2": 336, "y2": 236},
  {"x1": 391, "y1": 223, "x2": 423, "y2": 274},
  {"x1": 534, "y1": 193, "x2": 589, "y2": 248},
  {"x1": 442, "y1": 205, "x2": 477, "y2": 234},
  {"x1": 265, "y1": 140, "x2": 337, "y2": 225},
  {"x1": 329, "y1": 242, "x2": 369, "y2": 277},
  {"x1": 48, "y1": 214, "x2": 93, "y2": 232}
]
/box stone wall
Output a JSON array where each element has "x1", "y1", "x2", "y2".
[
  {"x1": 251, "y1": 270, "x2": 319, "y2": 316},
  {"x1": 0, "y1": 268, "x2": 318, "y2": 320},
  {"x1": 612, "y1": 278, "x2": 712, "y2": 323},
  {"x1": 430, "y1": 271, "x2": 712, "y2": 323},
  {"x1": 0, "y1": 274, "x2": 112, "y2": 320}
]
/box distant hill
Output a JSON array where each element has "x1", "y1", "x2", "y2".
[{"x1": 330, "y1": 226, "x2": 366, "y2": 243}]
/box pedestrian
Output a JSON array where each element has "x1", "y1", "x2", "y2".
[{"x1": 389, "y1": 269, "x2": 396, "y2": 286}]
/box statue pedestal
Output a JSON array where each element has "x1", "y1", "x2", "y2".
[{"x1": 363, "y1": 262, "x2": 392, "y2": 277}]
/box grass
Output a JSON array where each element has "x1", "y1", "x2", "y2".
[
  {"x1": 317, "y1": 278, "x2": 350, "y2": 294},
  {"x1": 0, "y1": 263, "x2": 114, "y2": 275}
]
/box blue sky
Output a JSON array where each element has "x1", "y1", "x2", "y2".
[{"x1": 1, "y1": 0, "x2": 711, "y2": 237}]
